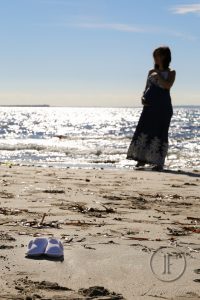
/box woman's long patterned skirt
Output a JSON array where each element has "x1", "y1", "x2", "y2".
[{"x1": 126, "y1": 92, "x2": 173, "y2": 166}]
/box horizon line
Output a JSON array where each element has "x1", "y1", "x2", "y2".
[{"x1": 0, "y1": 104, "x2": 199, "y2": 108}]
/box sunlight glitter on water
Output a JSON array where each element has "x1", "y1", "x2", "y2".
[{"x1": 0, "y1": 106, "x2": 199, "y2": 170}]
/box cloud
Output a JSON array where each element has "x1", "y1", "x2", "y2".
[
  {"x1": 71, "y1": 22, "x2": 145, "y2": 33},
  {"x1": 159, "y1": 29, "x2": 197, "y2": 41},
  {"x1": 35, "y1": 19, "x2": 197, "y2": 41},
  {"x1": 67, "y1": 21, "x2": 197, "y2": 40},
  {"x1": 171, "y1": 3, "x2": 200, "y2": 15}
]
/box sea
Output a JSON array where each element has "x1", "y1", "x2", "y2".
[{"x1": 0, "y1": 106, "x2": 199, "y2": 171}]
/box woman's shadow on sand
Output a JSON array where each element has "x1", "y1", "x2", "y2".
[
  {"x1": 136, "y1": 167, "x2": 200, "y2": 178},
  {"x1": 162, "y1": 169, "x2": 200, "y2": 178}
]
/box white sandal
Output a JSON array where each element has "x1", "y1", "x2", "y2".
[
  {"x1": 44, "y1": 238, "x2": 64, "y2": 258},
  {"x1": 26, "y1": 237, "x2": 49, "y2": 257}
]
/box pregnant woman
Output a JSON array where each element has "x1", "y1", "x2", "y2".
[{"x1": 126, "y1": 46, "x2": 176, "y2": 171}]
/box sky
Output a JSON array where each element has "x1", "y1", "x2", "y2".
[{"x1": 0, "y1": 0, "x2": 200, "y2": 107}]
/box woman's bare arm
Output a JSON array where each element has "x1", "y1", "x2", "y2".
[{"x1": 156, "y1": 70, "x2": 176, "y2": 90}]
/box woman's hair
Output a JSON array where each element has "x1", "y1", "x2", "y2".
[{"x1": 153, "y1": 46, "x2": 171, "y2": 69}]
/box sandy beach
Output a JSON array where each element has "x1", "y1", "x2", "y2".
[{"x1": 0, "y1": 163, "x2": 200, "y2": 299}]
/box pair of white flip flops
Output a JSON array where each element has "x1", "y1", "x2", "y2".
[{"x1": 26, "y1": 237, "x2": 64, "y2": 258}]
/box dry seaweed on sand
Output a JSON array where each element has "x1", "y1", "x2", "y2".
[
  {"x1": 187, "y1": 216, "x2": 200, "y2": 223},
  {"x1": 0, "y1": 232, "x2": 16, "y2": 241},
  {"x1": 0, "y1": 207, "x2": 28, "y2": 215},
  {"x1": 14, "y1": 278, "x2": 72, "y2": 292},
  {"x1": 43, "y1": 188, "x2": 65, "y2": 194},
  {"x1": 78, "y1": 285, "x2": 125, "y2": 299},
  {"x1": 182, "y1": 226, "x2": 200, "y2": 233},
  {"x1": 0, "y1": 191, "x2": 14, "y2": 198},
  {"x1": 20, "y1": 219, "x2": 61, "y2": 229},
  {"x1": 167, "y1": 227, "x2": 191, "y2": 236}
]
